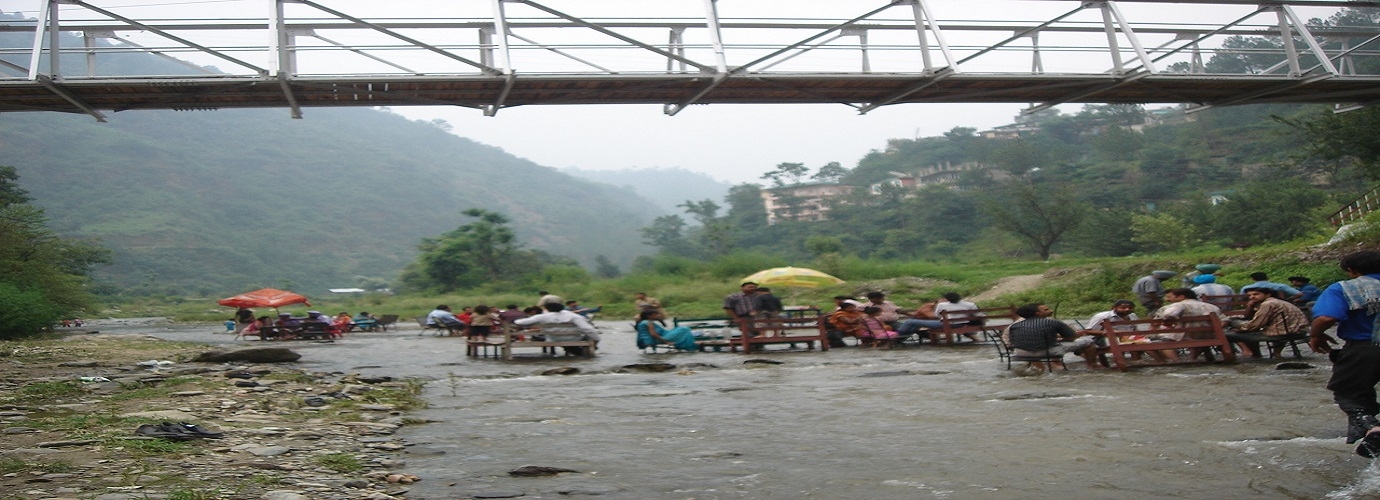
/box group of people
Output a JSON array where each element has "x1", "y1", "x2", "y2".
[
  {"x1": 236, "y1": 309, "x2": 379, "y2": 340},
  {"x1": 424, "y1": 291, "x2": 602, "y2": 352}
]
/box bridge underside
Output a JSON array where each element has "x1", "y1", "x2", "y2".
[
  {"x1": 5, "y1": 0, "x2": 1380, "y2": 118},
  {"x1": 2, "y1": 73, "x2": 1376, "y2": 115}
]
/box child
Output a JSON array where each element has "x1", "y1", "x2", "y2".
[
  {"x1": 469, "y1": 305, "x2": 497, "y2": 340},
  {"x1": 828, "y1": 302, "x2": 866, "y2": 345},
  {"x1": 861, "y1": 306, "x2": 900, "y2": 348}
]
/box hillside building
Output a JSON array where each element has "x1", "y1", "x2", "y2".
[{"x1": 761, "y1": 183, "x2": 854, "y2": 224}]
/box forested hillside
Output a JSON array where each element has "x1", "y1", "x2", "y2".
[
  {"x1": 563, "y1": 166, "x2": 732, "y2": 214},
  {"x1": 0, "y1": 10, "x2": 663, "y2": 297},
  {"x1": 637, "y1": 101, "x2": 1375, "y2": 267},
  {"x1": 0, "y1": 108, "x2": 656, "y2": 296}
]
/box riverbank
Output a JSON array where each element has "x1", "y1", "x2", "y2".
[
  {"x1": 9, "y1": 318, "x2": 1380, "y2": 499},
  {"x1": 0, "y1": 325, "x2": 426, "y2": 500}
]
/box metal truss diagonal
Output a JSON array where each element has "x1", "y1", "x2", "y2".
[{"x1": 35, "y1": 74, "x2": 104, "y2": 121}]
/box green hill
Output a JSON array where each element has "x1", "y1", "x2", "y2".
[{"x1": 0, "y1": 108, "x2": 656, "y2": 296}]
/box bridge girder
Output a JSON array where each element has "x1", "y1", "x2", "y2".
[{"x1": 0, "y1": 0, "x2": 1377, "y2": 118}]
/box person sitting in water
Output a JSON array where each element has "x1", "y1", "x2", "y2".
[
  {"x1": 243, "y1": 315, "x2": 274, "y2": 340},
  {"x1": 565, "y1": 300, "x2": 602, "y2": 318},
  {"x1": 426, "y1": 304, "x2": 466, "y2": 336},
  {"x1": 514, "y1": 302, "x2": 601, "y2": 354},
  {"x1": 826, "y1": 301, "x2": 866, "y2": 346},
  {"x1": 635, "y1": 310, "x2": 699, "y2": 351},
  {"x1": 860, "y1": 306, "x2": 900, "y2": 348},
  {"x1": 1004, "y1": 303, "x2": 1101, "y2": 370},
  {"x1": 1227, "y1": 288, "x2": 1309, "y2": 358},
  {"x1": 352, "y1": 311, "x2": 378, "y2": 331},
  {"x1": 934, "y1": 292, "x2": 986, "y2": 342},
  {"x1": 332, "y1": 311, "x2": 353, "y2": 332},
  {"x1": 274, "y1": 313, "x2": 302, "y2": 339}
]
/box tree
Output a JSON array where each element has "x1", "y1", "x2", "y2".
[
  {"x1": 1280, "y1": 106, "x2": 1380, "y2": 181},
  {"x1": 980, "y1": 180, "x2": 1089, "y2": 260},
  {"x1": 811, "y1": 161, "x2": 849, "y2": 183},
  {"x1": 1131, "y1": 212, "x2": 1198, "y2": 253},
  {"x1": 760, "y1": 162, "x2": 810, "y2": 187},
  {"x1": 400, "y1": 208, "x2": 538, "y2": 292},
  {"x1": 0, "y1": 166, "x2": 109, "y2": 338},
  {"x1": 1210, "y1": 179, "x2": 1326, "y2": 245},
  {"x1": 594, "y1": 255, "x2": 621, "y2": 278},
  {"x1": 679, "y1": 199, "x2": 732, "y2": 256},
  {"x1": 638, "y1": 215, "x2": 688, "y2": 253}
]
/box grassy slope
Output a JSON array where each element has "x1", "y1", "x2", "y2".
[{"x1": 110, "y1": 235, "x2": 1377, "y2": 324}]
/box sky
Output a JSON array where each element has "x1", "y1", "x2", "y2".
[{"x1": 0, "y1": 0, "x2": 1349, "y2": 184}]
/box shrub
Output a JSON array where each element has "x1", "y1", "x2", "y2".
[{"x1": 0, "y1": 282, "x2": 63, "y2": 339}]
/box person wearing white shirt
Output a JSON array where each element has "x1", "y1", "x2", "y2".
[{"x1": 514, "y1": 302, "x2": 601, "y2": 344}]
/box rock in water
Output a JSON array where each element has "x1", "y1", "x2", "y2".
[
  {"x1": 541, "y1": 367, "x2": 580, "y2": 376},
  {"x1": 191, "y1": 347, "x2": 301, "y2": 363},
  {"x1": 621, "y1": 363, "x2": 676, "y2": 372},
  {"x1": 508, "y1": 465, "x2": 578, "y2": 476},
  {"x1": 743, "y1": 359, "x2": 783, "y2": 365},
  {"x1": 1275, "y1": 362, "x2": 1314, "y2": 370}
]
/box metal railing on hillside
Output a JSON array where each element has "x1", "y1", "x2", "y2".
[{"x1": 1329, "y1": 185, "x2": 1380, "y2": 226}]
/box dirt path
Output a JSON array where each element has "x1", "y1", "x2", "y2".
[{"x1": 968, "y1": 274, "x2": 1044, "y2": 303}]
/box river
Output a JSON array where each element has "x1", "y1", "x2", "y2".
[{"x1": 108, "y1": 318, "x2": 1380, "y2": 499}]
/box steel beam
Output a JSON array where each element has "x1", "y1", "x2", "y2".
[{"x1": 35, "y1": 74, "x2": 104, "y2": 121}]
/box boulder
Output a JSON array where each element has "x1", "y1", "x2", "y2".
[{"x1": 191, "y1": 347, "x2": 301, "y2": 363}]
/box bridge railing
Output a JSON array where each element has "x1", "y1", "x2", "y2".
[
  {"x1": 1330, "y1": 184, "x2": 1380, "y2": 227},
  {"x1": 0, "y1": 0, "x2": 1377, "y2": 81}
]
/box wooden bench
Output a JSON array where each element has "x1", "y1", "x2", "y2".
[
  {"x1": 670, "y1": 317, "x2": 739, "y2": 352},
  {"x1": 1095, "y1": 314, "x2": 1237, "y2": 371},
  {"x1": 502, "y1": 323, "x2": 597, "y2": 360},
  {"x1": 932, "y1": 306, "x2": 1018, "y2": 346},
  {"x1": 732, "y1": 316, "x2": 829, "y2": 354}
]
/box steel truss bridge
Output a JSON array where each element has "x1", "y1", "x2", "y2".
[{"x1": 1, "y1": 0, "x2": 1379, "y2": 121}]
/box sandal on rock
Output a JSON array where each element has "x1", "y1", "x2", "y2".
[
  {"x1": 1357, "y1": 431, "x2": 1380, "y2": 458},
  {"x1": 135, "y1": 423, "x2": 196, "y2": 441},
  {"x1": 174, "y1": 422, "x2": 224, "y2": 439}
]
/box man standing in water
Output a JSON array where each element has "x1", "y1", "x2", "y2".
[{"x1": 1309, "y1": 250, "x2": 1380, "y2": 457}]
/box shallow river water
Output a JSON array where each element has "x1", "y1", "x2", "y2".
[{"x1": 110, "y1": 319, "x2": 1380, "y2": 499}]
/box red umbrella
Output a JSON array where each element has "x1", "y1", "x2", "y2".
[{"x1": 218, "y1": 288, "x2": 311, "y2": 309}]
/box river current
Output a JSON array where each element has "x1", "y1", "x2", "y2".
[{"x1": 112, "y1": 319, "x2": 1380, "y2": 499}]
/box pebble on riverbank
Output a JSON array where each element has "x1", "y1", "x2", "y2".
[{"x1": 0, "y1": 335, "x2": 425, "y2": 499}]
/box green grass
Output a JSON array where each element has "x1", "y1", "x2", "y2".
[
  {"x1": 0, "y1": 457, "x2": 73, "y2": 474},
  {"x1": 167, "y1": 490, "x2": 221, "y2": 500},
  {"x1": 99, "y1": 239, "x2": 1377, "y2": 326},
  {"x1": 312, "y1": 453, "x2": 363, "y2": 473},
  {"x1": 107, "y1": 376, "x2": 202, "y2": 401},
  {"x1": 20, "y1": 380, "x2": 86, "y2": 400},
  {"x1": 114, "y1": 436, "x2": 195, "y2": 456}
]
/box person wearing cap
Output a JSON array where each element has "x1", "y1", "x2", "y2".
[
  {"x1": 274, "y1": 312, "x2": 302, "y2": 339},
  {"x1": 1133, "y1": 270, "x2": 1176, "y2": 314},
  {"x1": 1190, "y1": 274, "x2": 1235, "y2": 308},
  {"x1": 1241, "y1": 272, "x2": 1303, "y2": 302},
  {"x1": 1181, "y1": 263, "x2": 1222, "y2": 288}
]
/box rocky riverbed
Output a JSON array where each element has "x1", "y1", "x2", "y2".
[{"x1": 0, "y1": 333, "x2": 427, "y2": 500}]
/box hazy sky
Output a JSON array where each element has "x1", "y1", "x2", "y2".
[{"x1": 2, "y1": 0, "x2": 1346, "y2": 183}]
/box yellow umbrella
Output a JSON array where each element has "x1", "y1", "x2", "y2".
[{"x1": 743, "y1": 267, "x2": 844, "y2": 288}]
